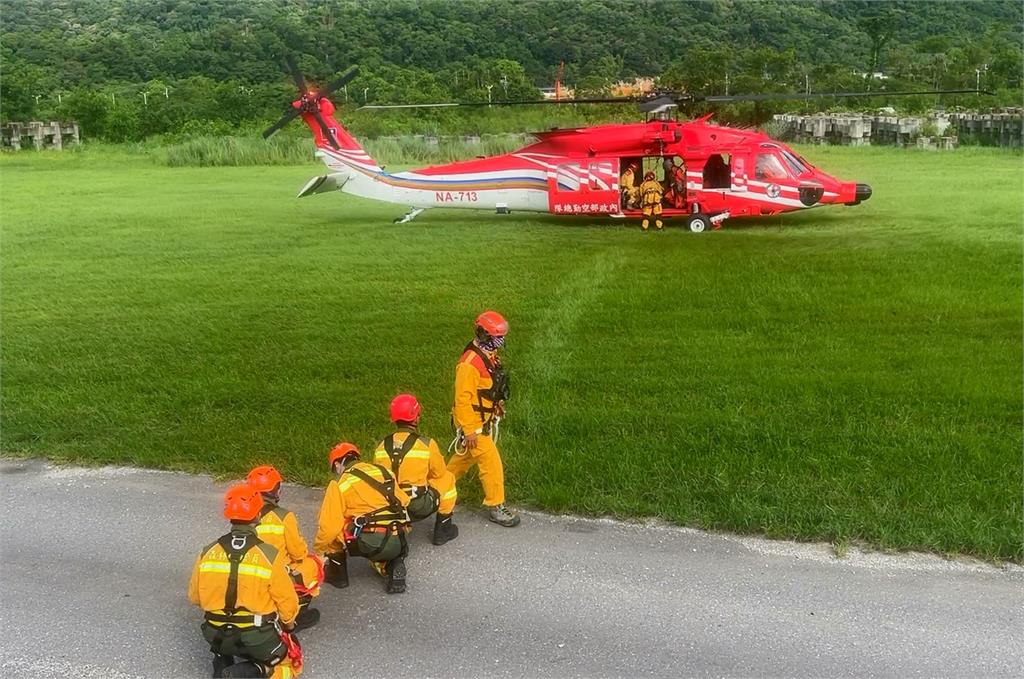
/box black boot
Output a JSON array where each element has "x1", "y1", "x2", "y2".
[
  {"x1": 323, "y1": 552, "x2": 348, "y2": 588},
  {"x1": 432, "y1": 512, "x2": 459, "y2": 546},
  {"x1": 385, "y1": 557, "x2": 407, "y2": 594},
  {"x1": 219, "y1": 660, "x2": 268, "y2": 678},
  {"x1": 212, "y1": 654, "x2": 233, "y2": 678},
  {"x1": 293, "y1": 606, "x2": 320, "y2": 631}
]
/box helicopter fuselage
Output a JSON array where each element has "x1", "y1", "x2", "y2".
[{"x1": 298, "y1": 101, "x2": 871, "y2": 228}]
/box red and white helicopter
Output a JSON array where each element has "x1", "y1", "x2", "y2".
[{"x1": 263, "y1": 59, "x2": 981, "y2": 232}]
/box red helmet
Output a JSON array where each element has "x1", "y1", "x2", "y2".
[
  {"x1": 390, "y1": 393, "x2": 421, "y2": 423},
  {"x1": 476, "y1": 310, "x2": 508, "y2": 337},
  {"x1": 246, "y1": 465, "x2": 283, "y2": 494},
  {"x1": 224, "y1": 483, "x2": 263, "y2": 522},
  {"x1": 328, "y1": 442, "x2": 360, "y2": 469}
]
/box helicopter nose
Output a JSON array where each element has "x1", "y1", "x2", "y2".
[{"x1": 856, "y1": 183, "x2": 872, "y2": 202}]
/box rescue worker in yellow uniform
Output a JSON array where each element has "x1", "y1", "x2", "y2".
[
  {"x1": 662, "y1": 157, "x2": 687, "y2": 209},
  {"x1": 189, "y1": 484, "x2": 303, "y2": 679},
  {"x1": 246, "y1": 466, "x2": 323, "y2": 630},
  {"x1": 374, "y1": 393, "x2": 459, "y2": 546},
  {"x1": 448, "y1": 310, "x2": 520, "y2": 527},
  {"x1": 639, "y1": 170, "x2": 664, "y2": 231},
  {"x1": 314, "y1": 443, "x2": 412, "y2": 594},
  {"x1": 620, "y1": 162, "x2": 640, "y2": 209}
]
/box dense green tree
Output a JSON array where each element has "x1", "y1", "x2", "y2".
[{"x1": 1, "y1": 0, "x2": 1020, "y2": 139}]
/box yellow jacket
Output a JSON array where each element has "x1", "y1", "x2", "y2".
[
  {"x1": 255, "y1": 503, "x2": 310, "y2": 565},
  {"x1": 374, "y1": 429, "x2": 448, "y2": 489},
  {"x1": 314, "y1": 463, "x2": 411, "y2": 554},
  {"x1": 621, "y1": 168, "x2": 637, "y2": 189},
  {"x1": 453, "y1": 345, "x2": 498, "y2": 432},
  {"x1": 188, "y1": 525, "x2": 299, "y2": 626},
  {"x1": 640, "y1": 178, "x2": 663, "y2": 206}
]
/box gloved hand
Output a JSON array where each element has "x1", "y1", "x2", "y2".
[
  {"x1": 283, "y1": 620, "x2": 296, "y2": 632},
  {"x1": 464, "y1": 432, "x2": 478, "y2": 451},
  {"x1": 407, "y1": 485, "x2": 419, "y2": 499}
]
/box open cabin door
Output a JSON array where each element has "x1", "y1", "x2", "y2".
[{"x1": 547, "y1": 159, "x2": 620, "y2": 215}]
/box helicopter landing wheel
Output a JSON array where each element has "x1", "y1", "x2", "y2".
[{"x1": 687, "y1": 214, "x2": 711, "y2": 233}]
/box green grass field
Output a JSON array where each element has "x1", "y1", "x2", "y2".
[{"x1": 2, "y1": 145, "x2": 1021, "y2": 560}]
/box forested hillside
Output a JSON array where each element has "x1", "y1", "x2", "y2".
[{"x1": 2, "y1": 0, "x2": 1021, "y2": 140}]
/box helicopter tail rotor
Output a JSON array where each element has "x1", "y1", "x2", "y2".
[{"x1": 263, "y1": 56, "x2": 360, "y2": 150}]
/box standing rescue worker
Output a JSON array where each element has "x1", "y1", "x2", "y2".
[
  {"x1": 639, "y1": 170, "x2": 665, "y2": 231},
  {"x1": 314, "y1": 443, "x2": 412, "y2": 594},
  {"x1": 246, "y1": 466, "x2": 323, "y2": 630},
  {"x1": 188, "y1": 484, "x2": 303, "y2": 679},
  {"x1": 448, "y1": 310, "x2": 519, "y2": 527},
  {"x1": 620, "y1": 162, "x2": 640, "y2": 209},
  {"x1": 374, "y1": 393, "x2": 459, "y2": 545}
]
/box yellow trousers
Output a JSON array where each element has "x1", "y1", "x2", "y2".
[
  {"x1": 271, "y1": 659, "x2": 299, "y2": 679},
  {"x1": 429, "y1": 471, "x2": 458, "y2": 514},
  {"x1": 446, "y1": 434, "x2": 505, "y2": 506},
  {"x1": 290, "y1": 555, "x2": 322, "y2": 598}
]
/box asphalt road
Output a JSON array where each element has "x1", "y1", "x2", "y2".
[{"x1": 1, "y1": 458, "x2": 1021, "y2": 678}]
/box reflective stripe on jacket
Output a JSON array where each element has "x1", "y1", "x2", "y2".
[
  {"x1": 187, "y1": 526, "x2": 299, "y2": 626},
  {"x1": 313, "y1": 463, "x2": 410, "y2": 554},
  {"x1": 256, "y1": 504, "x2": 311, "y2": 565}
]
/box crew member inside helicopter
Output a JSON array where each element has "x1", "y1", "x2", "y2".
[
  {"x1": 755, "y1": 153, "x2": 789, "y2": 181},
  {"x1": 620, "y1": 161, "x2": 640, "y2": 209},
  {"x1": 662, "y1": 157, "x2": 686, "y2": 209}
]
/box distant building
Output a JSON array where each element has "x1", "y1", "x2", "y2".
[
  {"x1": 853, "y1": 71, "x2": 890, "y2": 80},
  {"x1": 540, "y1": 85, "x2": 575, "y2": 100},
  {"x1": 610, "y1": 77, "x2": 655, "y2": 97}
]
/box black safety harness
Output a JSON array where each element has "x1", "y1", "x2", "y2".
[
  {"x1": 383, "y1": 432, "x2": 422, "y2": 481},
  {"x1": 384, "y1": 431, "x2": 441, "y2": 519},
  {"x1": 344, "y1": 464, "x2": 410, "y2": 559},
  {"x1": 464, "y1": 341, "x2": 510, "y2": 434},
  {"x1": 204, "y1": 531, "x2": 278, "y2": 628}
]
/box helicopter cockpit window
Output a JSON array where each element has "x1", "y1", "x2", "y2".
[
  {"x1": 780, "y1": 149, "x2": 810, "y2": 176},
  {"x1": 754, "y1": 153, "x2": 790, "y2": 181}
]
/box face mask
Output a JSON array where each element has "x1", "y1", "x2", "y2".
[{"x1": 480, "y1": 335, "x2": 505, "y2": 352}]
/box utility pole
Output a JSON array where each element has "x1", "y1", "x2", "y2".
[
  {"x1": 111, "y1": 93, "x2": 116, "y2": 104},
  {"x1": 500, "y1": 74, "x2": 509, "y2": 97},
  {"x1": 805, "y1": 73, "x2": 810, "y2": 94},
  {"x1": 34, "y1": 94, "x2": 42, "y2": 106},
  {"x1": 363, "y1": 87, "x2": 369, "y2": 103},
  {"x1": 342, "y1": 84, "x2": 348, "y2": 102},
  {"x1": 141, "y1": 91, "x2": 149, "y2": 106},
  {"x1": 164, "y1": 86, "x2": 169, "y2": 98},
  {"x1": 725, "y1": 73, "x2": 729, "y2": 95},
  {"x1": 486, "y1": 84, "x2": 494, "y2": 106},
  {"x1": 57, "y1": 92, "x2": 62, "y2": 104}
]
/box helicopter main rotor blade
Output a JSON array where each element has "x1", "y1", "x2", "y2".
[
  {"x1": 284, "y1": 55, "x2": 308, "y2": 93},
  {"x1": 312, "y1": 110, "x2": 340, "y2": 149},
  {"x1": 358, "y1": 96, "x2": 636, "y2": 111},
  {"x1": 263, "y1": 107, "x2": 302, "y2": 139},
  {"x1": 699, "y1": 88, "x2": 993, "y2": 104},
  {"x1": 318, "y1": 66, "x2": 360, "y2": 100}
]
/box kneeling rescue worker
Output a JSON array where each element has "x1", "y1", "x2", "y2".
[
  {"x1": 314, "y1": 442, "x2": 412, "y2": 593},
  {"x1": 374, "y1": 393, "x2": 459, "y2": 545},
  {"x1": 189, "y1": 484, "x2": 303, "y2": 678},
  {"x1": 246, "y1": 466, "x2": 323, "y2": 631},
  {"x1": 639, "y1": 170, "x2": 664, "y2": 231},
  {"x1": 448, "y1": 310, "x2": 519, "y2": 527}
]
